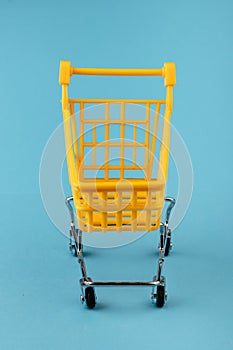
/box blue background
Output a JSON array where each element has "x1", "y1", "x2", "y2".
[{"x1": 0, "y1": 0, "x2": 232, "y2": 349}]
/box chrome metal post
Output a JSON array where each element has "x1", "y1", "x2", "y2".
[
  {"x1": 65, "y1": 196, "x2": 76, "y2": 248},
  {"x1": 164, "y1": 197, "x2": 176, "y2": 224},
  {"x1": 65, "y1": 197, "x2": 88, "y2": 282},
  {"x1": 73, "y1": 228, "x2": 88, "y2": 281},
  {"x1": 156, "y1": 197, "x2": 176, "y2": 283}
]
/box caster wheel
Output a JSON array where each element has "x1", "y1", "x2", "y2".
[
  {"x1": 85, "y1": 287, "x2": 96, "y2": 309},
  {"x1": 164, "y1": 237, "x2": 171, "y2": 256},
  {"x1": 156, "y1": 285, "x2": 165, "y2": 308},
  {"x1": 69, "y1": 243, "x2": 77, "y2": 257}
]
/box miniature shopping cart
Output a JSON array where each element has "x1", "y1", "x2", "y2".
[{"x1": 59, "y1": 61, "x2": 176, "y2": 309}]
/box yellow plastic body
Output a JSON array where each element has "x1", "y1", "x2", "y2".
[{"x1": 59, "y1": 61, "x2": 176, "y2": 232}]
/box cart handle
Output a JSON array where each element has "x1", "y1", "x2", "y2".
[
  {"x1": 71, "y1": 67, "x2": 163, "y2": 76},
  {"x1": 59, "y1": 61, "x2": 176, "y2": 87}
]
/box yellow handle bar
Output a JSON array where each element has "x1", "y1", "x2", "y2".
[
  {"x1": 59, "y1": 61, "x2": 176, "y2": 87},
  {"x1": 71, "y1": 67, "x2": 163, "y2": 76}
]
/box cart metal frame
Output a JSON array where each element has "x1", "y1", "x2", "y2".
[{"x1": 65, "y1": 196, "x2": 175, "y2": 307}]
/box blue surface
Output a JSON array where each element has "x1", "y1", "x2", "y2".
[{"x1": 0, "y1": 0, "x2": 233, "y2": 349}]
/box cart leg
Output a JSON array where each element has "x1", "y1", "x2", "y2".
[
  {"x1": 157, "y1": 197, "x2": 175, "y2": 275},
  {"x1": 163, "y1": 197, "x2": 176, "y2": 256},
  {"x1": 157, "y1": 223, "x2": 165, "y2": 280},
  {"x1": 65, "y1": 196, "x2": 78, "y2": 256},
  {"x1": 151, "y1": 224, "x2": 167, "y2": 307},
  {"x1": 73, "y1": 228, "x2": 97, "y2": 309},
  {"x1": 152, "y1": 197, "x2": 176, "y2": 307},
  {"x1": 65, "y1": 196, "x2": 97, "y2": 309},
  {"x1": 65, "y1": 197, "x2": 87, "y2": 277},
  {"x1": 157, "y1": 197, "x2": 176, "y2": 271},
  {"x1": 73, "y1": 229, "x2": 87, "y2": 280}
]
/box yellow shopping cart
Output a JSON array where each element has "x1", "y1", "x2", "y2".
[{"x1": 59, "y1": 61, "x2": 176, "y2": 308}]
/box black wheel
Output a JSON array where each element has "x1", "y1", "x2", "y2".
[
  {"x1": 156, "y1": 285, "x2": 165, "y2": 308},
  {"x1": 164, "y1": 237, "x2": 171, "y2": 256},
  {"x1": 85, "y1": 287, "x2": 96, "y2": 309}
]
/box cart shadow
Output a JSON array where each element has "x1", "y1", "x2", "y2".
[
  {"x1": 93, "y1": 302, "x2": 110, "y2": 311},
  {"x1": 146, "y1": 296, "x2": 190, "y2": 310},
  {"x1": 147, "y1": 250, "x2": 160, "y2": 258},
  {"x1": 146, "y1": 249, "x2": 188, "y2": 259},
  {"x1": 89, "y1": 297, "x2": 190, "y2": 312},
  {"x1": 83, "y1": 250, "x2": 96, "y2": 258}
]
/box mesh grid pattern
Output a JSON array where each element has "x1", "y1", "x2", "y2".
[{"x1": 69, "y1": 99, "x2": 166, "y2": 232}]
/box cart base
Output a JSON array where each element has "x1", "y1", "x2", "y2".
[
  {"x1": 65, "y1": 196, "x2": 175, "y2": 309},
  {"x1": 80, "y1": 279, "x2": 163, "y2": 287}
]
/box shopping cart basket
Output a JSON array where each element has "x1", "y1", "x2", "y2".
[{"x1": 59, "y1": 61, "x2": 176, "y2": 308}]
